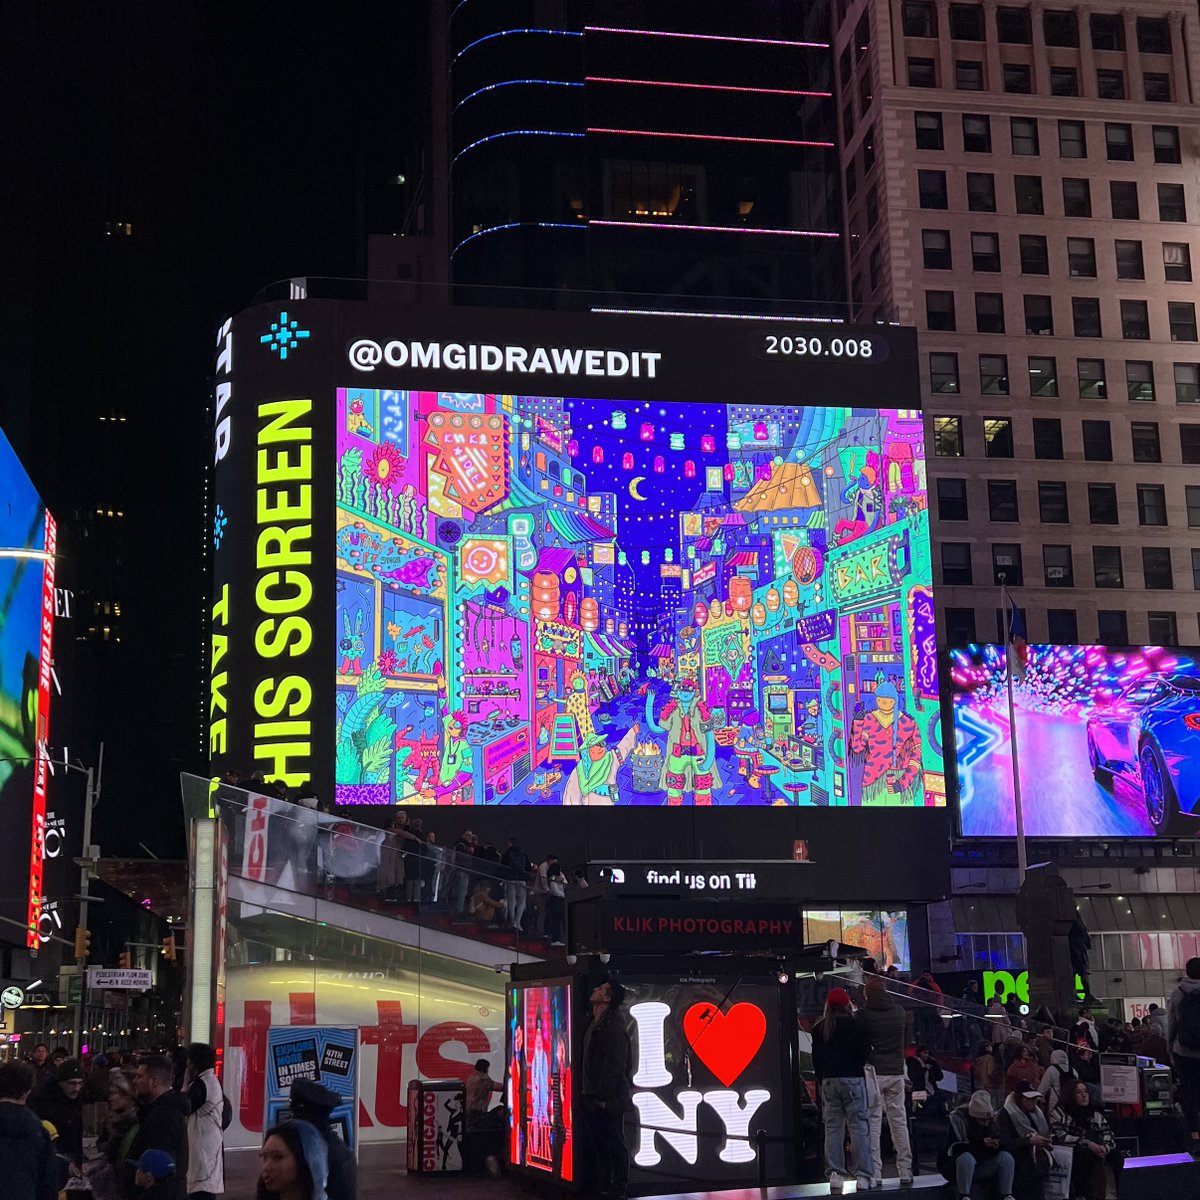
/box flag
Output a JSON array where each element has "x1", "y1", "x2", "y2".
[{"x1": 1006, "y1": 593, "x2": 1028, "y2": 681}]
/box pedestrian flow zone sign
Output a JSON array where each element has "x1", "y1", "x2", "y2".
[{"x1": 85, "y1": 968, "x2": 154, "y2": 990}]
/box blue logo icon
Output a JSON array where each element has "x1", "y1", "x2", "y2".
[
  {"x1": 213, "y1": 505, "x2": 228, "y2": 550},
  {"x1": 260, "y1": 311, "x2": 310, "y2": 360}
]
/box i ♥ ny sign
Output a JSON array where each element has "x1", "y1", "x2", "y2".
[{"x1": 628, "y1": 999, "x2": 772, "y2": 1167}]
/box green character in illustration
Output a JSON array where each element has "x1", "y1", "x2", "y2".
[{"x1": 642, "y1": 676, "x2": 720, "y2": 806}]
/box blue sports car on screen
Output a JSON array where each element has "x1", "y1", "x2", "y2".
[{"x1": 1086, "y1": 670, "x2": 1200, "y2": 834}]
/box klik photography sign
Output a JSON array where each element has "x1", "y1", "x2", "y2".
[{"x1": 601, "y1": 900, "x2": 801, "y2": 952}]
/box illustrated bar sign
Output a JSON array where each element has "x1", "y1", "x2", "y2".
[{"x1": 86, "y1": 968, "x2": 153, "y2": 990}]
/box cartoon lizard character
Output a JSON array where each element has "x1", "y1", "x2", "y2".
[
  {"x1": 338, "y1": 609, "x2": 366, "y2": 676},
  {"x1": 642, "y1": 676, "x2": 721, "y2": 806}
]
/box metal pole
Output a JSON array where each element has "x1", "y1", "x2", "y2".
[
  {"x1": 1000, "y1": 580, "x2": 1028, "y2": 883},
  {"x1": 73, "y1": 764, "x2": 95, "y2": 1055}
]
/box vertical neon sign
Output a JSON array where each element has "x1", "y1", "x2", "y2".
[{"x1": 26, "y1": 512, "x2": 56, "y2": 949}]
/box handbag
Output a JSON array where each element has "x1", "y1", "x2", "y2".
[{"x1": 1041, "y1": 1144, "x2": 1075, "y2": 1200}]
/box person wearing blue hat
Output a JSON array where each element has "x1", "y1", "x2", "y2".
[{"x1": 131, "y1": 1149, "x2": 175, "y2": 1199}]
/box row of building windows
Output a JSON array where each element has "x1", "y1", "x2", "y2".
[
  {"x1": 929, "y1": 352, "x2": 1200, "y2": 404},
  {"x1": 944, "y1": 606, "x2": 1186, "y2": 649},
  {"x1": 902, "y1": 5, "x2": 1173, "y2": 57},
  {"x1": 908, "y1": 57, "x2": 1173, "y2": 101}
]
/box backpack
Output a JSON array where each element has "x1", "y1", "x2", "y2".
[
  {"x1": 1177, "y1": 991, "x2": 1200, "y2": 1051},
  {"x1": 221, "y1": 1092, "x2": 233, "y2": 1131}
]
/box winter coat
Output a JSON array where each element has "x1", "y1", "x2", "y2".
[
  {"x1": 856, "y1": 996, "x2": 906, "y2": 1076},
  {"x1": 185, "y1": 1069, "x2": 224, "y2": 1194},
  {"x1": 29, "y1": 1081, "x2": 83, "y2": 1165},
  {"x1": 1050, "y1": 1102, "x2": 1115, "y2": 1153},
  {"x1": 1168, "y1": 977, "x2": 1200, "y2": 1060},
  {"x1": 811, "y1": 1015, "x2": 873, "y2": 1081},
  {"x1": 0, "y1": 1102, "x2": 59, "y2": 1200},
  {"x1": 581, "y1": 1008, "x2": 633, "y2": 1111},
  {"x1": 124, "y1": 1090, "x2": 190, "y2": 1200}
]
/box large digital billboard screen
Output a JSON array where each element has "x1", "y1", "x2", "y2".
[
  {"x1": 952, "y1": 643, "x2": 1200, "y2": 837},
  {"x1": 212, "y1": 304, "x2": 942, "y2": 811}
]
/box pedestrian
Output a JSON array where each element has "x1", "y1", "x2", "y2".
[
  {"x1": 907, "y1": 1044, "x2": 945, "y2": 1116},
  {"x1": 376, "y1": 813, "x2": 406, "y2": 903},
  {"x1": 91, "y1": 1073, "x2": 139, "y2": 1200},
  {"x1": 1004, "y1": 1043, "x2": 1042, "y2": 1095},
  {"x1": 1034, "y1": 1024, "x2": 1056, "y2": 1070},
  {"x1": 25, "y1": 1045, "x2": 54, "y2": 1094},
  {"x1": 972, "y1": 1042, "x2": 1003, "y2": 1109},
  {"x1": 580, "y1": 980, "x2": 631, "y2": 1200},
  {"x1": 402, "y1": 818, "x2": 425, "y2": 904},
  {"x1": 468, "y1": 881, "x2": 506, "y2": 926},
  {"x1": 0, "y1": 1059, "x2": 60, "y2": 1200},
  {"x1": 132, "y1": 1150, "x2": 178, "y2": 1199},
  {"x1": 424, "y1": 831, "x2": 445, "y2": 905},
  {"x1": 450, "y1": 830, "x2": 475, "y2": 914},
  {"x1": 29, "y1": 1060, "x2": 84, "y2": 1170},
  {"x1": 126, "y1": 1055, "x2": 189, "y2": 1200},
  {"x1": 996, "y1": 1086, "x2": 1052, "y2": 1200},
  {"x1": 257, "y1": 1121, "x2": 329, "y2": 1200},
  {"x1": 289, "y1": 1079, "x2": 356, "y2": 1200},
  {"x1": 1071, "y1": 1007, "x2": 1099, "y2": 1051},
  {"x1": 570, "y1": 868, "x2": 589, "y2": 892},
  {"x1": 1050, "y1": 1079, "x2": 1122, "y2": 1200},
  {"x1": 465, "y1": 1059, "x2": 501, "y2": 1118},
  {"x1": 500, "y1": 837, "x2": 531, "y2": 934},
  {"x1": 812, "y1": 987, "x2": 872, "y2": 1193},
  {"x1": 1037, "y1": 1048, "x2": 1075, "y2": 1115},
  {"x1": 938, "y1": 1089, "x2": 1015, "y2": 1200},
  {"x1": 855, "y1": 975, "x2": 913, "y2": 1187},
  {"x1": 913, "y1": 971, "x2": 944, "y2": 1049},
  {"x1": 1146, "y1": 1002, "x2": 1169, "y2": 1041},
  {"x1": 183, "y1": 1043, "x2": 224, "y2": 1200},
  {"x1": 986, "y1": 993, "x2": 1013, "y2": 1048},
  {"x1": 1168, "y1": 955, "x2": 1200, "y2": 1156},
  {"x1": 544, "y1": 855, "x2": 567, "y2": 946}
]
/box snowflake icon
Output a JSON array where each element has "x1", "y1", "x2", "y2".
[
  {"x1": 213, "y1": 505, "x2": 228, "y2": 551},
  {"x1": 259, "y1": 310, "x2": 311, "y2": 360}
]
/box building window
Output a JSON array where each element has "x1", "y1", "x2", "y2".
[
  {"x1": 1063, "y1": 178, "x2": 1091, "y2": 217},
  {"x1": 975, "y1": 292, "x2": 1006, "y2": 333},
  {"x1": 903, "y1": 0, "x2": 937, "y2": 36},
  {"x1": 1097, "y1": 71, "x2": 1126, "y2": 101},
  {"x1": 1186, "y1": 485, "x2": 1200, "y2": 527},
  {"x1": 1043, "y1": 10, "x2": 1079, "y2": 46},
  {"x1": 1050, "y1": 66, "x2": 1079, "y2": 96},
  {"x1": 926, "y1": 290, "x2": 956, "y2": 330},
  {"x1": 1078, "y1": 358, "x2": 1108, "y2": 400},
  {"x1": 1058, "y1": 120, "x2": 1086, "y2": 159},
  {"x1": 915, "y1": 111, "x2": 944, "y2": 150},
  {"x1": 1159, "y1": 183, "x2": 1187, "y2": 223},
  {"x1": 845, "y1": 160, "x2": 857, "y2": 200},
  {"x1": 1047, "y1": 609, "x2": 1079, "y2": 642},
  {"x1": 1082, "y1": 417, "x2": 1113, "y2": 458},
  {"x1": 937, "y1": 478, "x2": 969, "y2": 520},
  {"x1": 949, "y1": 3, "x2": 984, "y2": 39},
  {"x1": 944, "y1": 607, "x2": 978, "y2": 646},
  {"x1": 992, "y1": 543, "x2": 1023, "y2": 585},
  {"x1": 1097, "y1": 610, "x2": 1128, "y2": 644},
  {"x1": 1138, "y1": 483, "x2": 1168, "y2": 526},
  {"x1": 941, "y1": 543, "x2": 973, "y2": 585},
  {"x1": 1003, "y1": 64, "x2": 1032, "y2": 93},
  {"x1": 1148, "y1": 611, "x2": 1178, "y2": 645},
  {"x1": 1164, "y1": 243, "x2": 1192, "y2": 282},
  {"x1": 1088, "y1": 482, "x2": 1119, "y2": 523},
  {"x1": 1020, "y1": 235, "x2": 1049, "y2": 274},
  {"x1": 1105, "y1": 122, "x2": 1134, "y2": 161},
  {"x1": 967, "y1": 172, "x2": 996, "y2": 212},
  {"x1": 1194, "y1": 550, "x2": 1200, "y2": 590},
  {"x1": 1067, "y1": 238, "x2": 1096, "y2": 277},
  {"x1": 1181, "y1": 424, "x2": 1200, "y2": 462},
  {"x1": 1033, "y1": 417, "x2": 1063, "y2": 458},
  {"x1": 933, "y1": 415, "x2": 964, "y2": 456},
  {"x1": 1093, "y1": 546, "x2": 1124, "y2": 588},
  {"x1": 956, "y1": 60, "x2": 985, "y2": 90},
  {"x1": 1029, "y1": 359, "x2": 1059, "y2": 401},
  {"x1": 989, "y1": 480, "x2": 1019, "y2": 522},
  {"x1": 1143, "y1": 546, "x2": 1174, "y2": 588},
  {"x1": 1152, "y1": 126, "x2": 1182, "y2": 165},
  {"x1": 984, "y1": 416, "x2": 1015, "y2": 457},
  {"x1": 908, "y1": 57, "x2": 937, "y2": 87},
  {"x1": 1170, "y1": 302, "x2": 1198, "y2": 342},
  {"x1": 972, "y1": 232, "x2": 1001, "y2": 272},
  {"x1": 1110, "y1": 181, "x2": 1139, "y2": 220},
  {"x1": 1174, "y1": 363, "x2": 1200, "y2": 404},
  {"x1": 1072, "y1": 298, "x2": 1102, "y2": 338},
  {"x1": 1115, "y1": 240, "x2": 1144, "y2": 280},
  {"x1": 1126, "y1": 361, "x2": 1155, "y2": 402},
  {"x1": 843, "y1": 103, "x2": 856, "y2": 142},
  {"x1": 1014, "y1": 175, "x2": 1043, "y2": 214},
  {"x1": 866, "y1": 187, "x2": 880, "y2": 229},
  {"x1": 1010, "y1": 118, "x2": 1039, "y2": 156},
  {"x1": 1132, "y1": 422, "x2": 1162, "y2": 462},
  {"x1": 918, "y1": 170, "x2": 948, "y2": 208},
  {"x1": 922, "y1": 228, "x2": 952, "y2": 269},
  {"x1": 1024, "y1": 294, "x2": 1054, "y2": 336},
  {"x1": 963, "y1": 114, "x2": 991, "y2": 152},
  {"x1": 1090, "y1": 12, "x2": 1124, "y2": 51},
  {"x1": 979, "y1": 353, "x2": 1009, "y2": 394},
  {"x1": 1039, "y1": 480, "x2": 1069, "y2": 522},
  {"x1": 1145, "y1": 74, "x2": 1172, "y2": 103},
  {"x1": 1044, "y1": 545, "x2": 1074, "y2": 587},
  {"x1": 859, "y1": 73, "x2": 873, "y2": 115},
  {"x1": 930, "y1": 352, "x2": 960, "y2": 392},
  {"x1": 997, "y1": 6, "x2": 1032, "y2": 42},
  {"x1": 1121, "y1": 300, "x2": 1150, "y2": 341},
  {"x1": 1137, "y1": 16, "x2": 1171, "y2": 54}
]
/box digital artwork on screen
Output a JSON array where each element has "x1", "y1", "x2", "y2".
[
  {"x1": 953, "y1": 643, "x2": 1200, "y2": 837},
  {"x1": 333, "y1": 391, "x2": 943, "y2": 808},
  {"x1": 509, "y1": 981, "x2": 573, "y2": 1181}
]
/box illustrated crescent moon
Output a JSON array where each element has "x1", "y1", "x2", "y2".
[{"x1": 629, "y1": 475, "x2": 647, "y2": 501}]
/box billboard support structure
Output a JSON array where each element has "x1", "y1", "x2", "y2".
[{"x1": 999, "y1": 580, "x2": 1028, "y2": 882}]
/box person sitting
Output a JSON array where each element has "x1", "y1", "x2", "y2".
[
  {"x1": 938, "y1": 1089, "x2": 1016, "y2": 1200},
  {"x1": 1050, "y1": 1079, "x2": 1122, "y2": 1200},
  {"x1": 997, "y1": 1087, "x2": 1053, "y2": 1200},
  {"x1": 468, "y1": 883, "x2": 506, "y2": 927}
]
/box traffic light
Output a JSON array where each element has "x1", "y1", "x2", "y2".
[
  {"x1": 118, "y1": 950, "x2": 131, "y2": 969},
  {"x1": 73, "y1": 926, "x2": 91, "y2": 962},
  {"x1": 160, "y1": 934, "x2": 176, "y2": 962}
]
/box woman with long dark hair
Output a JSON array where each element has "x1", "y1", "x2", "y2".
[
  {"x1": 1050, "y1": 1079, "x2": 1122, "y2": 1200},
  {"x1": 257, "y1": 1121, "x2": 329, "y2": 1200},
  {"x1": 811, "y1": 987, "x2": 873, "y2": 1193}
]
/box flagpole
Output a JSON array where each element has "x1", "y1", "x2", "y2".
[{"x1": 1000, "y1": 578, "x2": 1028, "y2": 883}]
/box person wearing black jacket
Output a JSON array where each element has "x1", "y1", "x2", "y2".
[
  {"x1": 501, "y1": 837, "x2": 532, "y2": 933},
  {"x1": 0, "y1": 1060, "x2": 60, "y2": 1200},
  {"x1": 290, "y1": 1079, "x2": 357, "y2": 1200},
  {"x1": 126, "y1": 1056, "x2": 189, "y2": 1200},
  {"x1": 581, "y1": 980, "x2": 632, "y2": 1200},
  {"x1": 811, "y1": 987, "x2": 873, "y2": 1193},
  {"x1": 29, "y1": 1061, "x2": 84, "y2": 1168}
]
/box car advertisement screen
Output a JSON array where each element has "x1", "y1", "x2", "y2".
[{"x1": 952, "y1": 643, "x2": 1200, "y2": 837}]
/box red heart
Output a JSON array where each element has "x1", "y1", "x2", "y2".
[{"x1": 682, "y1": 1002, "x2": 767, "y2": 1087}]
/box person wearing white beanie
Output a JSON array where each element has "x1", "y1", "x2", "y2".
[{"x1": 939, "y1": 1089, "x2": 1016, "y2": 1200}]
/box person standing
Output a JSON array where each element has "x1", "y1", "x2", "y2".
[
  {"x1": 29, "y1": 1061, "x2": 84, "y2": 1171},
  {"x1": 1168, "y1": 956, "x2": 1200, "y2": 1156},
  {"x1": 972, "y1": 1043, "x2": 1004, "y2": 1109},
  {"x1": 811, "y1": 987, "x2": 873, "y2": 1194},
  {"x1": 543, "y1": 855, "x2": 567, "y2": 946},
  {"x1": 288, "y1": 1079, "x2": 356, "y2": 1200},
  {"x1": 1146, "y1": 1002, "x2": 1169, "y2": 1042},
  {"x1": 1003, "y1": 1044, "x2": 1043, "y2": 1096},
  {"x1": 183, "y1": 1044, "x2": 224, "y2": 1200},
  {"x1": 126, "y1": 1056, "x2": 189, "y2": 1200},
  {"x1": 986, "y1": 994, "x2": 1013, "y2": 1048},
  {"x1": 257, "y1": 1121, "x2": 329, "y2": 1200},
  {"x1": 501, "y1": 837, "x2": 531, "y2": 934},
  {"x1": 580, "y1": 980, "x2": 632, "y2": 1200},
  {"x1": 855, "y1": 975, "x2": 913, "y2": 1187},
  {"x1": 0, "y1": 1060, "x2": 60, "y2": 1200},
  {"x1": 450, "y1": 830, "x2": 476, "y2": 915},
  {"x1": 25, "y1": 1046, "x2": 54, "y2": 1094}
]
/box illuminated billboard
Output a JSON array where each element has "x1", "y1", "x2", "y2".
[
  {"x1": 212, "y1": 304, "x2": 942, "y2": 809},
  {"x1": 952, "y1": 643, "x2": 1200, "y2": 837},
  {"x1": 0, "y1": 428, "x2": 55, "y2": 947}
]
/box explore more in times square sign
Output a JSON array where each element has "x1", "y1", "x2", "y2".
[{"x1": 209, "y1": 303, "x2": 943, "y2": 810}]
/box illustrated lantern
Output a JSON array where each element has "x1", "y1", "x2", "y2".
[
  {"x1": 752, "y1": 601, "x2": 767, "y2": 627},
  {"x1": 618, "y1": 551, "x2": 628, "y2": 567},
  {"x1": 670, "y1": 432, "x2": 685, "y2": 451},
  {"x1": 622, "y1": 452, "x2": 634, "y2": 470},
  {"x1": 725, "y1": 600, "x2": 734, "y2": 616},
  {"x1": 783, "y1": 579, "x2": 799, "y2": 608},
  {"x1": 664, "y1": 547, "x2": 674, "y2": 562},
  {"x1": 640, "y1": 423, "x2": 655, "y2": 442},
  {"x1": 727, "y1": 431, "x2": 742, "y2": 450},
  {"x1": 618, "y1": 622, "x2": 628, "y2": 638},
  {"x1": 710, "y1": 598, "x2": 722, "y2": 620},
  {"x1": 580, "y1": 597, "x2": 599, "y2": 631},
  {"x1": 653, "y1": 455, "x2": 664, "y2": 473},
  {"x1": 756, "y1": 462, "x2": 773, "y2": 482},
  {"x1": 611, "y1": 410, "x2": 627, "y2": 430},
  {"x1": 592, "y1": 445, "x2": 604, "y2": 464},
  {"x1": 724, "y1": 463, "x2": 735, "y2": 481},
  {"x1": 641, "y1": 550, "x2": 651, "y2": 565},
  {"x1": 606, "y1": 617, "x2": 615, "y2": 634},
  {"x1": 567, "y1": 439, "x2": 579, "y2": 458},
  {"x1": 532, "y1": 571, "x2": 560, "y2": 621},
  {"x1": 753, "y1": 421, "x2": 769, "y2": 441},
  {"x1": 687, "y1": 545, "x2": 696, "y2": 559},
  {"x1": 563, "y1": 591, "x2": 577, "y2": 624},
  {"x1": 684, "y1": 460, "x2": 696, "y2": 478},
  {"x1": 729, "y1": 576, "x2": 752, "y2": 613},
  {"x1": 700, "y1": 434, "x2": 716, "y2": 453},
  {"x1": 766, "y1": 587, "x2": 781, "y2": 613},
  {"x1": 713, "y1": 536, "x2": 724, "y2": 554},
  {"x1": 693, "y1": 602, "x2": 708, "y2": 628}
]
